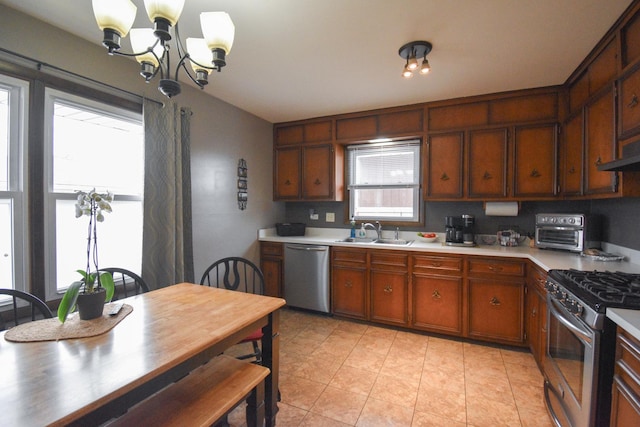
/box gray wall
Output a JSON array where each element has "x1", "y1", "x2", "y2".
[
  {"x1": 0, "y1": 5, "x2": 285, "y2": 280},
  {"x1": 284, "y1": 197, "x2": 640, "y2": 250}
]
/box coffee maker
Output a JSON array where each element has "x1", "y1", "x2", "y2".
[{"x1": 445, "y1": 215, "x2": 475, "y2": 246}]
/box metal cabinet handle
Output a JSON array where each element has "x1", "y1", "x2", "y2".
[
  {"x1": 483, "y1": 171, "x2": 492, "y2": 180},
  {"x1": 284, "y1": 179, "x2": 291, "y2": 185},
  {"x1": 530, "y1": 169, "x2": 541, "y2": 178},
  {"x1": 383, "y1": 285, "x2": 393, "y2": 293},
  {"x1": 628, "y1": 94, "x2": 638, "y2": 108},
  {"x1": 314, "y1": 178, "x2": 321, "y2": 185},
  {"x1": 432, "y1": 289, "x2": 441, "y2": 299},
  {"x1": 595, "y1": 156, "x2": 602, "y2": 166},
  {"x1": 488, "y1": 265, "x2": 503, "y2": 272},
  {"x1": 568, "y1": 166, "x2": 575, "y2": 174},
  {"x1": 532, "y1": 307, "x2": 537, "y2": 317},
  {"x1": 345, "y1": 280, "x2": 353, "y2": 288},
  {"x1": 440, "y1": 172, "x2": 450, "y2": 181},
  {"x1": 490, "y1": 296, "x2": 501, "y2": 306}
]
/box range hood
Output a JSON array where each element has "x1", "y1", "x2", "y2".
[{"x1": 598, "y1": 140, "x2": 640, "y2": 171}]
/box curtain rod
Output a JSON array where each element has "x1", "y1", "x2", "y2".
[{"x1": 0, "y1": 47, "x2": 163, "y2": 107}]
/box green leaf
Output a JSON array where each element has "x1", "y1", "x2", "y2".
[
  {"x1": 57, "y1": 281, "x2": 83, "y2": 323},
  {"x1": 99, "y1": 272, "x2": 115, "y2": 303}
]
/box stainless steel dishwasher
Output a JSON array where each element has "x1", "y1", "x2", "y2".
[{"x1": 284, "y1": 243, "x2": 330, "y2": 313}]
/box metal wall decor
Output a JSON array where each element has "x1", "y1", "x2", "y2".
[{"x1": 237, "y1": 158, "x2": 248, "y2": 210}]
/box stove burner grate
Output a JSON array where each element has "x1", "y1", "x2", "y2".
[{"x1": 555, "y1": 269, "x2": 640, "y2": 307}]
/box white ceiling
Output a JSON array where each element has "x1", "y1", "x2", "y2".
[{"x1": 1, "y1": 0, "x2": 634, "y2": 123}]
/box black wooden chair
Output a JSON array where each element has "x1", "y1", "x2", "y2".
[
  {"x1": 99, "y1": 268, "x2": 150, "y2": 300},
  {"x1": 199, "y1": 257, "x2": 265, "y2": 363},
  {"x1": 0, "y1": 289, "x2": 53, "y2": 331}
]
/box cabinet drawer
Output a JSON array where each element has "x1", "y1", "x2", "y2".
[
  {"x1": 370, "y1": 252, "x2": 408, "y2": 270},
  {"x1": 332, "y1": 248, "x2": 367, "y2": 265},
  {"x1": 468, "y1": 258, "x2": 525, "y2": 277},
  {"x1": 260, "y1": 242, "x2": 283, "y2": 257},
  {"x1": 528, "y1": 264, "x2": 548, "y2": 293},
  {"x1": 412, "y1": 254, "x2": 463, "y2": 274},
  {"x1": 617, "y1": 329, "x2": 640, "y2": 397}
]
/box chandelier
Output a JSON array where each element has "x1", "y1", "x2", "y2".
[
  {"x1": 399, "y1": 41, "x2": 432, "y2": 78},
  {"x1": 92, "y1": 0, "x2": 235, "y2": 98}
]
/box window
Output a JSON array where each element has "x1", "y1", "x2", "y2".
[
  {"x1": 347, "y1": 140, "x2": 421, "y2": 222},
  {"x1": 0, "y1": 75, "x2": 28, "y2": 294},
  {"x1": 43, "y1": 89, "x2": 144, "y2": 300}
]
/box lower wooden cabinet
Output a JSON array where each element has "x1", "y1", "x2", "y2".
[
  {"x1": 331, "y1": 247, "x2": 368, "y2": 320},
  {"x1": 527, "y1": 263, "x2": 548, "y2": 370},
  {"x1": 411, "y1": 254, "x2": 464, "y2": 335},
  {"x1": 370, "y1": 252, "x2": 408, "y2": 327},
  {"x1": 467, "y1": 257, "x2": 526, "y2": 345},
  {"x1": 611, "y1": 328, "x2": 640, "y2": 426},
  {"x1": 259, "y1": 242, "x2": 283, "y2": 297}
]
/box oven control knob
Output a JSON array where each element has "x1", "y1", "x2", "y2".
[{"x1": 560, "y1": 291, "x2": 568, "y2": 300}]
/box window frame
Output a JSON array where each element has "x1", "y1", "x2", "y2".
[
  {"x1": 346, "y1": 139, "x2": 423, "y2": 224},
  {"x1": 0, "y1": 74, "x2": 29, "y2": 295},
  {"x1": 42, "y1": 88, "x2": 144, "y2": 301}
]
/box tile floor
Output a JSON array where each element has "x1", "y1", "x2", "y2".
[{"x1": 229, "y1": 308, "x2": 554, "y2": 427}]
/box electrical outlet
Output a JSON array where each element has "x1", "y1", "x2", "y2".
[
  {"x1": 309, "y1": 209, "x2": 319, "y2": 220},
  {"x1": 326, "y1": 212, "x2": 335, "y2": 222}
]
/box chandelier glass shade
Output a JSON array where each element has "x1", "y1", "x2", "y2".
[
  {"x1": 92, "y1": 0, "x2": 235, "y2": 98},
  {"x1": 398, "y1": 41, "x2": 432, "y2": 79}
]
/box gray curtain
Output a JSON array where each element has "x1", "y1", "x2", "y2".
[{"x1": 142, "y1": 99, "x2": 194, "y2": 288}]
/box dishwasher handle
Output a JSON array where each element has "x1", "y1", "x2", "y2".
[{"x1": 285, "y1": 244, "x2": 329, "y2": 252}]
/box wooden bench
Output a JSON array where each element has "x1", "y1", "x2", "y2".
[{"x1": 110, "y1": 355, "x2": 270, "y2": 427}]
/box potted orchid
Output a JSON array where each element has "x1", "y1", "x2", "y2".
[{"x1": 57, "y1": 189, "x2": 115, "y2": 323}]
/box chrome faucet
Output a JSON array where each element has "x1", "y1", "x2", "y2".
[{"x1": 362, "y1": 221, "x2": 382, "y2": 240}]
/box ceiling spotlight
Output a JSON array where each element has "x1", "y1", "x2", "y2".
[
  {"x1": 420, "y1": 59, "x2": 431, "y2": 75},
  {"x1": 398, "y1": 41, "x2": 432, "y2": 79}
]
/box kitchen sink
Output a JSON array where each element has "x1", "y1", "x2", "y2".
[
  {"x1": 335, "y1": 237, "x2": 375, "y2": 243},
  {"x1": 335, "y1": 237, "x2": 414, "y2": 246},
  {"x1": 373, "y1": 238, "x2": 414, "y2": 246}
]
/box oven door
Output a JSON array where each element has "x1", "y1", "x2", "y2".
[
  {"x1": 536, "y1": 226, "x2": 584, "y2": 252},
  {"x1": 544, "y1": 295, "x2": 599, "y2": 427}
]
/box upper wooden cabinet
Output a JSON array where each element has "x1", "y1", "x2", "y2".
[
  {"x1": 618, "y1": 63, "x2": 640, "y2": 140},
  {"x1": 467, "y1": 128, "x2": 509, "y2": 198},
  {"x1": 274, "y1": 143, "x2": 344, "y2": 201},
  {"x1": 561, "y1": 112, "x2": 585, "y2": 196},
  {"x1": 513, "y1": 124, "x2": 558, "y2": 198},
  {"x1": 568, "y1": 38, "x2": 618, "y2": 113},
  {"x1": 585, "y1": 87, "x2": 617, "y2": 194},
  {"x1": 274, "y1": 120, "x2": 332, "y2": 146},
  {"x1": 335, "y1": 109, "x2": 424, "y2": 142},
  {"x1": 426, "y1": 132, "x2": 464, "y2": 198}
]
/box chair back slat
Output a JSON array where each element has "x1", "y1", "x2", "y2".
[
  {"x1": 199, "y1": 257, "x2": 264, "y2": 296},
  {"x1": 0, "y1": 289, "x2": 53, "y2": 331},
  {"x1": 99, "y1": 268, "x2": 150, "y2": 300}
]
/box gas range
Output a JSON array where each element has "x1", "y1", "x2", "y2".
[{"x1": 546, "y1": 269, "x2": 640, "y2": 330}]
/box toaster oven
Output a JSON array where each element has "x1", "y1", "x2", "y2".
[{"x1": 535, "y1": 213, "x2": 601, "y2": 253}]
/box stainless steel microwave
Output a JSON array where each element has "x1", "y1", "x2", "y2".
[{"x1": 535, "y1": 213, "x2": 601, "y2": 252}]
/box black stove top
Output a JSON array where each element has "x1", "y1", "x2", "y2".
[{"x1": 548, "y1": 269, "x2": 640, "y2": 313}]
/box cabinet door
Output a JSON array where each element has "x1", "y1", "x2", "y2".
[
  {"x1": 261, "y1": 258, "x2": 282, "y2": 297},
  {"x1": 619, "y1": 64, "x2": 640, "y2": 139},
  {"x1": 562, "y1": 112, "x2": 584, "y2": 195},
  {"x1": 412, "y1": 273, "x2": 463, "y2": 334},
  {"x1": 426, "y1": 132, "x2": 464, "y2": 198},
  {"x1": 513, "y1": 124, "x2": 558, "y2": 197},
  {"x1": 332, "y1": 265, "x2": 367, "y2": 320},
  {"x1": 274, "y1": 147, "x2": 301, "y2": 199},
  {"x1": 585, "y1": 88, "x2": 617, "y2": 194},
  {"x1": 610, "y1": 376, "x2": 640, "y2": 426},
  {"x1": 468, "y1": 278, "x2": 525, "y2": 344},
  {"x1": 526, "y1": 286, "x2": 541, "y2": 361},
  {"x1": 302, "y1": 144, "x2": 333, "y2": 199},
  {"x1": 468, "y1": 128, "x2": 509, "y2": 198},
  {"x1": 370, "y1": 269, "x2": 408, "y2": 326}
]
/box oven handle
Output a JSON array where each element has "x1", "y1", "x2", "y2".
[
  {"x1": 543, "y1": 381, "x2": 566, "y2": 427},
  {"x1": 548, "y1": 297, "x2": 593, "y2": 345}
]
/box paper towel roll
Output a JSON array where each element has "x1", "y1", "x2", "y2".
[{"x1": 484, "y1": 202, "x2": 519, "y2": 216}]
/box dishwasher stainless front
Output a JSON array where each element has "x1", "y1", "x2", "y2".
[{"x1": 284, "y1": 243, "x2": 330, "y2": 313}]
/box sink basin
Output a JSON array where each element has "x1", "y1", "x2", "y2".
[
  {"x1": 335, "y1": 237, "x2": 375, "y2": 243},
  {"x1": 373, "y1": 238, "x2": 414, "y2": 246}
]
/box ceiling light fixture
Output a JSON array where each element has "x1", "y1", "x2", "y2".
[
  {"x1": 398, "y1": 41, "x2": 432, "y2": 79},
  {"x1": 92, "y1": 0, "x2": 235, "y2": 98}
]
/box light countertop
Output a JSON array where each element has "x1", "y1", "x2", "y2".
[
  {"x1": 607, "y1": 308, "x2": 640, "y2": 341},
  {"x1": 259, "y1": 227, "x2": 640, "y2": 273}
]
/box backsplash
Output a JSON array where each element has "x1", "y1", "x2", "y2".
[{"x1": 283, "y1": 198, "x2": 640, "y2": 251}]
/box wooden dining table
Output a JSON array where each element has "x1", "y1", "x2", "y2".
[{"x1": 0, "y1": 283, "x2": 286, "y2": 427}]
